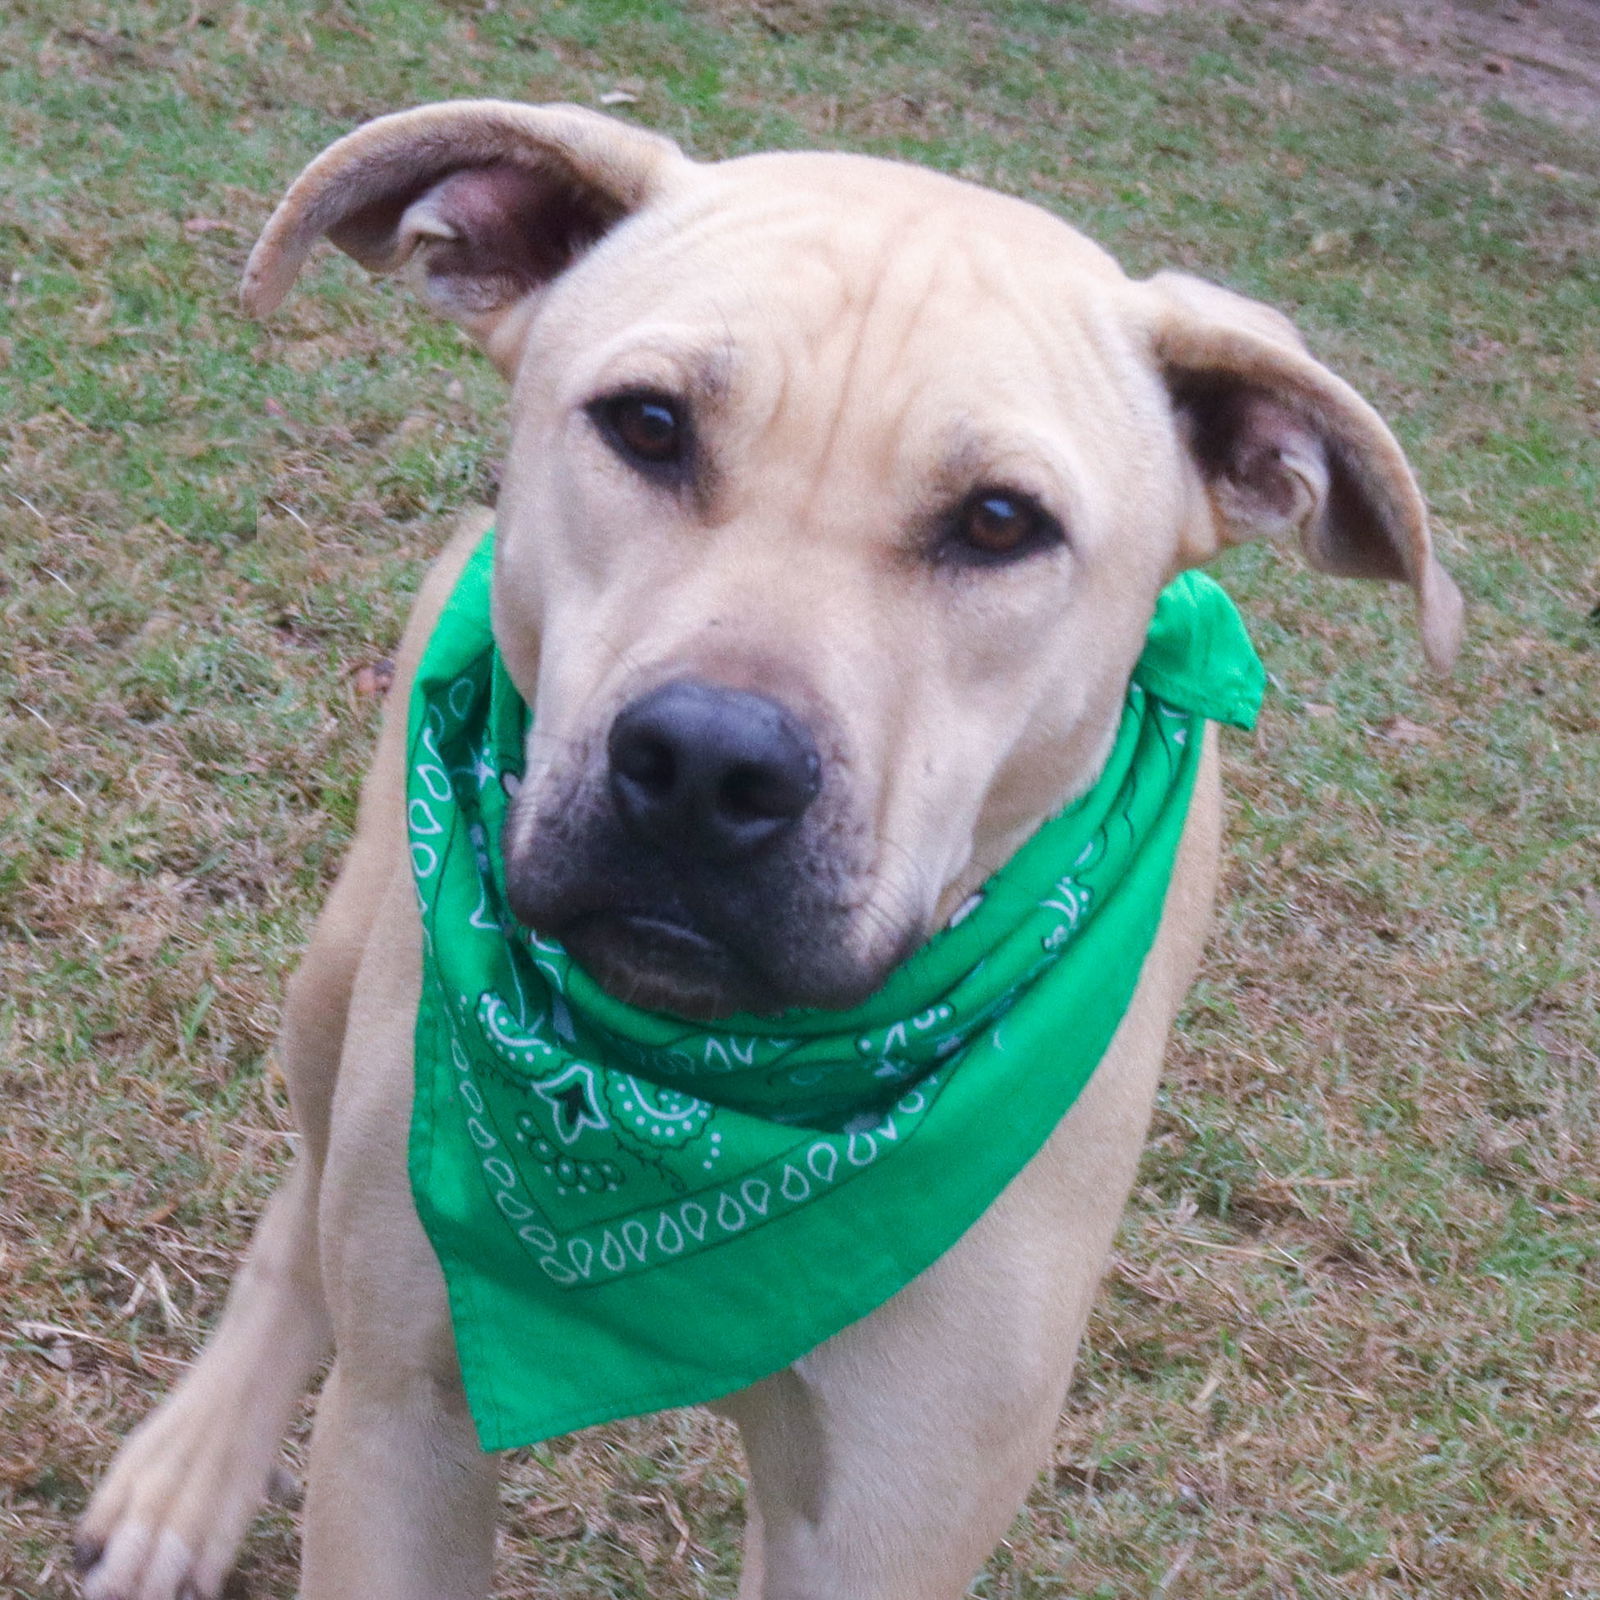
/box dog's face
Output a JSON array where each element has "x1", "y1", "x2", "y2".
[
  {"x1": 246, "y1": 103, "x2": 1461, "y2": 1017},
  {"x1": 489, "y1": 157, "x2": 1198, "y2": 1015}
]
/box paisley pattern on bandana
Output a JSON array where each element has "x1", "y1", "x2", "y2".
[{"x1": 408, "y1": 530, "x2": 1264, "y2": 1451}]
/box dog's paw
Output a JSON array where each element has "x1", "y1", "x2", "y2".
[
  {"x1": 74, "y1": 1398, "x2": 281, "y2": 1600},
  {"x1": 74, "y1": 1522, "x2": 212, "y2": 1600}
]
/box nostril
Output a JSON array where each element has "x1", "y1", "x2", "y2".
[
  {"x1": 612, "y1": 729, "x2": 676, "y2": 797},
  {"x1": 719, "y1": 758, "x2": 818, "y2": 825}
]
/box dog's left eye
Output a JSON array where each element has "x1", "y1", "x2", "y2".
[
  {"x1": 938, "y1": 489, "x2": 1064, "y2": 567},
  {"x1": 589, "y1": 391, "x2": 689, "y2": 477}
]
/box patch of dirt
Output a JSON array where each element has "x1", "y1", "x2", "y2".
[{"x1": 1114, "y1": 0, "x2": 1600, "y2": 134}]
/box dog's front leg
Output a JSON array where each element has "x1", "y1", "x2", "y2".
[
  {"x1": 300, "y1": 868, "x2": 499, "y2": 1600},
  {"x1": 76, "y1": 1156, "x2": 330, "y2": 1600},
  {"x1": 75, "y1": 801, "x2": 402, "y2": 1600},
  {"x1": 721, "y1": 1041, "x2": 1160, "y2": 1600},
  {"x1": 300, "y1": 1358, "x2": 497, "y2": 1600},
  {"x1": 722, "y1": 733, "x2": 1223, "y2": 1600}
]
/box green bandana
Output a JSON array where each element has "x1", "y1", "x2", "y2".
[{"x1": 408, "y1": 530, "x2": 1263, "y2": 1452}]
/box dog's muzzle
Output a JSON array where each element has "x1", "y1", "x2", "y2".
[{"x1": 505, "y1": 678, "x2": 902, "y2": 1019}]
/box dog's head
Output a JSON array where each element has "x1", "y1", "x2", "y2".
[{"x1": 247, "y1": 102, "x2": 1461, "y2": 1018}]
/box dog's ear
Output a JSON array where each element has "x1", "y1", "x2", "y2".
[
  {"x1": 242, "y1": 100, "x2": 687, "y2": 374},
  {"x1": 1147, "y1": 271, "x2": 1463, "y2": 672}
]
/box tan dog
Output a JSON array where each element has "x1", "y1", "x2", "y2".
[{"x1": 77, "y1": 102, "x2": 1461, "y2": 1600}]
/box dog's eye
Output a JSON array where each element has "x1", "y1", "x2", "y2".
[
  {"x1": 589, "y1": 391, "x2": 688, "y2": 476},
  {"x1": 940, "y1": 489, "x2": 1063, "y2": 566}
]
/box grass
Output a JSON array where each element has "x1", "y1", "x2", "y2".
[{"x1": 2, "y1": 0, "x2": 1597, "y2": 1595}]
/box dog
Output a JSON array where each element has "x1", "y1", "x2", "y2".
[{"x1": 76, "y1": 101, "x2": 1462, "y2": 1600}]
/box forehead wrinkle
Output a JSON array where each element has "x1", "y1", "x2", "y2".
[
  {"x1": 783, "y1": 214, "x2": 986, "y2": 508},
  {"x1": 802, "y1": 227, "x2": 907, "y2": 494},
  {"x1": 875, "y1": 237, "x2": 1092, "y2": 496},
  {"x1": 955, "y1": 226, "x2": 1123, "y2": 387},
  {"x1": 662, "y1": 199, "x2": 1096, "y2": 531}
]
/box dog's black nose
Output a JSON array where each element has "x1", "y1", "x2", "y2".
[{"x1": 607, "y1": 680, "x2": 821, "y2": 861}]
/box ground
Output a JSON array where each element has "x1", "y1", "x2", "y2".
[
  {"x1": 2, "y1": 2, "x2": 1597, "y2": 1597},
  {"x1": 1132, "y1": 0, "x2": 1600, "y2": 135}
]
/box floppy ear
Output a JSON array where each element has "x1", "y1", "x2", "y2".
[
  {"x1": 1147, "y1": 271, "x2": 1463, "y2": 672},
  {"x1": 241, "y1": 100, "x2": 688, "y2": 375}
]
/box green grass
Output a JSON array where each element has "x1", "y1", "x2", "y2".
[{"x1": 3, "y1": 1, "x2": 1598, "y2": 1595}]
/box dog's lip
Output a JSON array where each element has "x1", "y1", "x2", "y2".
[
  {"x1": 554, "y1": 906, "x2": 916, "y2": 1020},
  {"x1": 584, "y1": 910, "x2": 725, "y2": 960},
  {"x1": 556, "y1": 908, "x2": 752, "y2": 1017}
]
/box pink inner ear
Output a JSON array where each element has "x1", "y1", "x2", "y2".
[
  {"x1": 1175, "y1": 370, "x2": 1411, "y2": 582},
  {"x1": 425, "y1": 163, "x2": 621, "y2": 288},
  {"x1": 330, "y1": 159, "x2": 625, "y2": 300},
  {"x1": 1227, "y1": 393, "x2": 1319, "y2": 521},
  {"x1": 1176, "y1": 373, "x2": 1315, "y2": 522}
]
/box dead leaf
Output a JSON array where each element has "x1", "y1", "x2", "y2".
[
  {"x1": 599, "y1": 89, "x2": 639, "y2": 106},
  {"x1": 183, "y1": 217, "x2": 238, "y2": 235},
  {"x1": 1379, "y1": 716, "x2": 1438, "y2": 746},
  {"x1": 523, "y1": 1500, "x2": 584, "y2": 1539},
  {"x1": 1303, "y1": 701, "x2": 1337, "y2": 719},
  {"x1": 16, "y1": 1321, "x2": 79, "y2": 1369},
  {"x1": 1474, "y1": 1123, "x2": 1526, "y2": 1171},
  {"x1": 353, "y1": 659, "x2": 396, "y2": 697},
  {"x1": 117, "y1": 1263, "x2": 185, "y2": 1329}
]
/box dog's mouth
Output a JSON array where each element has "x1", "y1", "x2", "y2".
[
  {"x1": 559, "y1": 909, "x2": 756, "y2": 1018},
  {"x1": 505, "y1": 814, "x2": 920, "y2": 1020},
  {"x1": 530, "y1": 892, "x2": 912, "y2": 1020}
]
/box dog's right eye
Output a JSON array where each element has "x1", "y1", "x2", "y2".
[
  {"x1": 931, "y1": 487, "x2": 1065, "y2": 569},
  {"x1": 588, "y1": 391, "x2": 689, "y2": 478}
]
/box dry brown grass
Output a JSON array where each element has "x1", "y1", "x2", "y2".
[{"x1": 3, "y1": 1, "x2": 1597, "y2": 1595}]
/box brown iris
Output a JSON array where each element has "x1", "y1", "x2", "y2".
[
  {"x1": 963, "y1": 493, "x2": 1033, "y2": 555},
  {"x1": 941, "y1": 488, "x2": 1061, "y2": 565},
  {"x1": 592, "y1": 391, "x2": 687, "y2": 474}
]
